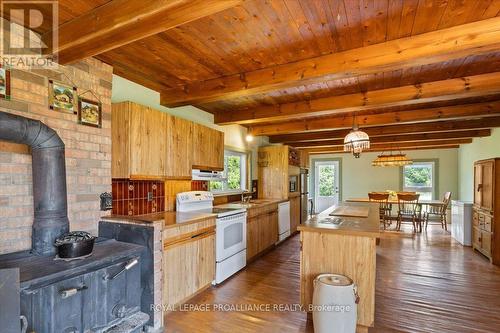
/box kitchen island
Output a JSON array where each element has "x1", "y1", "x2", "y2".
[{"x1": 298, "y1": 202, "x2": 380, "y2": 333}]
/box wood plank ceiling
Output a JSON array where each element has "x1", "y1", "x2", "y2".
[{"x1": 30, "y1": 0, "x2": 500, "y2": 154}]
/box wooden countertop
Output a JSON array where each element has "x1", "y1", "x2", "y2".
[
  {"x1": 101, "y1": 210, "x2": 217, "y2": 229},
  {"x1": 102, "y1": 198, "x2": 288, "y2": 229},
  {"x1": 298, "y1": 202, "x2": 380, "y2": 237}
]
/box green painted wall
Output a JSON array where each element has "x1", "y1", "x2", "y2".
[
  {"x1": 458, "y1": 128, "x2": 500, "y2": 202},
  {"x1": 309, "y1": 148, "x2": 458, "y2": 202}
]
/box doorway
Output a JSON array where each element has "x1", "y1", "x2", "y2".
[{"x1": 313, "y1": 159, "x2": 341, "y2": 213}]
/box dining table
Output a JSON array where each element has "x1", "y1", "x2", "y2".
[{"x1": 346, "y1": 197, "x2": 445, "y2": 232}]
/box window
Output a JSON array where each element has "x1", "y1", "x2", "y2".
[
  {"x1": 402, "y1": 161, "x2": 436, "y2": 200},
  {"x1": 209, "y1": 150, "x2": 247, "y2": 193}
]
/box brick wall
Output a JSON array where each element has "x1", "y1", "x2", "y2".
[{"x1": 0, "y1": 58, "x2": 113, "y2": 254}]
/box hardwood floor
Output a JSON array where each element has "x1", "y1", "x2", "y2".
[{"x1": 164, "y1": 227, "x2": 500, "y2": 333}]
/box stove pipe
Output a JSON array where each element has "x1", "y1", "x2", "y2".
[{"x1": 0, "y1": 111, "x2": 69, "y2": 255}]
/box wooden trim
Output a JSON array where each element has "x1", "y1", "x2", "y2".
[
  {"x1": 0, "y1": 141, "x2": 29, "y2": 154},
  {"x1": 216, "y1": 72, "x2": 500, "y2": 125},
  {"x1": 52, "y1": 0, "x2": 243, "y2": 64},
  {"x1": 164, "y1": 226, "x2": 216, "y2": 250},
  {"x1": 248, "y1": 101, "x2": 500, "y2": 136},
  {"x1": 161, "y1": 17, "x2": 500, "y2": 107},
  {"x1": 287, "y1": 130, "x2": 490, "y2": 148},
  {"x1": 130, "y1": 174, "x2": 167, "y2": 181},
  {"x1": 269, "y1": 117, "x2": 500, "y2": 143},
  {"x1": 192, "y1": 164, "x2": 224, "y2": 172}
]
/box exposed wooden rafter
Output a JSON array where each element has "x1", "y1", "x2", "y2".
[
  {"x1": 288, "y1": 130, "x2": 490, "y2": 148},
  {"x1": 269, "y1": 117, "x2": 500, "y2": 143},
  {"x1": 160, "y1": 17, "x2": 500, "y2": 107},
  {"x1": 215, "y1": 72, "x2": 500, "y2": 125},
  {"x1": 306, "y1": 145, "x2": 462, "y2": 155},
  {"x1": 248, "y1": 101, "x2": 500, "y2": 136},
  {"x1": 303, "y1": 139, "x2": 473, "y2": 154},
  {"x1": 49, "y1": 0, "x2": 243, "y2": 64}
]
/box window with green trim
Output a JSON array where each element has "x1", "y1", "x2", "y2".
[{"x1": 402, "y1": 161, "x2": 435, "y2": 200}]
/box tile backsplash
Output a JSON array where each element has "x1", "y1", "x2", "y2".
[
  {"x1": 112, "y1": 179, "x2": 165, "y2": 215},
  {"x1": 191, "y1": 180, "x2": 208, "y2": 191}
]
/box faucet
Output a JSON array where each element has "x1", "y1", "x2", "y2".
[{"x1": 241, "y1": 190, "x2": 252, "y2": 203}]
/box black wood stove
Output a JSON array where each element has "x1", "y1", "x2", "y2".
[{"x1": 0, "y1": 112, "x2": 149, "y2": 332}]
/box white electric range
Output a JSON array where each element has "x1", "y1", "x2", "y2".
[{"x1": 176, "y1": 191, "x2": 247, "y2": 284}]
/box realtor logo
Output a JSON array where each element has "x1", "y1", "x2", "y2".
[{"x1": 1, "y1": 0, "x2": 58, "y2": 68}]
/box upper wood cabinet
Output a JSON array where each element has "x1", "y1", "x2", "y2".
[
  {"x1": 112, "y1": 101, "x2": 167, "y2": 179},
  {"x1": 165, "y1": 116, "x2": 193, "y2": 179},
  {"x1": 192, "y1": 123, "x2": 224, "y2": 171},
  {"x1": 258, "y1": 145, "x2": 289, "y2": 200},
  {"x1": 112, "y1": 101, "x2": 224, "y2": 179},
  {"x1": 299, "y1": 150, "x2": 309, "y2": 169},
  {"x1": 474, "y1": 159, "x2": 496, "y2": 212}
]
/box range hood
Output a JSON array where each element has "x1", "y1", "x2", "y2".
[{"x1": 192, "y1": 169, "x2": 224, "y2": 180}]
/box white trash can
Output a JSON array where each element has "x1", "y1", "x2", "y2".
[{"x1": 312, "y1": 274, "x2": 358, "y2": 333}]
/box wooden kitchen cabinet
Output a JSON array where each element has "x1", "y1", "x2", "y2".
[
  {"x1": 165, "y1": 116, "x2": 193, "y2": 179},
  {"x1": 299, "y1": 150, "x2": 309, "y2": 168},
  {"x1": 192, "y1": 123, "x2": 224, "y2": 171},
  {"x1": 289, "y1": 195, "x2": 300, "y2": 233},
  {"x1": 472, "y1": 158, "x2": 500, "y2": 264},
  {"x1": 247, "y1": 204, "x2": 278, "y2": 261},
  {"x1": 112, "y1": 101, "x2": 225, "y2": 179},
  {"x1": 112, "y1": 101, "x2": 167, "y2": 179},
  {"x1": 163, "y1": 217, "x2": 216, "y2": 306}
]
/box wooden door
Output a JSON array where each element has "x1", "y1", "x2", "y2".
[
  {"x1": 474, "y1": 163, "x2": 482, "y2": 207},
  {"x1": 163, "y1": 233, "x2": 215, "y2": 306},
  {"x1": 481, "y1": 161, "x2": 494, "y2": 212},
  {"x1": 166, "y1": 115, "x2": 193, "y2": 179},
  {"x1": 289, "y1": 196, "x2": 300, "y2": 233},
  {"x1": 269, "y1": 210, "x2": 278, "y2": 245},
  {"x1": 192, "y1": 124, "x2": 224, "y2": 170},
  {"x1": 129, "y1": 103, "x2": 167, "y2": 177},
  {"x1": 481, "y1": 231, "x2": 492, "y2": 255},
  {"x1": 111, "y1": 102, "x2": 131, "y2": 178},
  {"x1": 211, "y1": 129, "x2": 224, "y2": 170},
  {"x1": 246, "y1": 216, "x2": 260, "y2": 260},
  {"x1": 472, "y1": 226, "x2": 481, "y2": 249}
]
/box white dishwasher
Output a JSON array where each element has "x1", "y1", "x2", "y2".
[{"x1": 277, "y1": 201, "x2": 291, "y2": 243}]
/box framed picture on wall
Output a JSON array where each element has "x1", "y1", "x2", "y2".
[
  {"x1": 0, "y1": 65, "x2": 11, "y2": 100},
  {"x1": 78, "y1": 97, "x2": 102, "y2": 128},
  {"x1": 48, "y1": 79, "x2": 77, "y2": 113}
]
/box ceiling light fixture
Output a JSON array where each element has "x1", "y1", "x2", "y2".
[
  {"x1": 245, "y1": 134, "x2": 254, "y2": 142},
  {"x1": 372, "y1": 150, "x2": 413, "y2": 167},
  {"x1": 344, "y1": 115, "x2": 370, "y2": 158}
]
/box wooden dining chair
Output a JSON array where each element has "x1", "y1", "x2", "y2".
[
  {"x1": 424, "y1": 192, "x2": 452, "y2": 231},
  {"x1": 396, "y1": 193, "x2": 420, "y2": 232},
  {"x1": 368, "y1": 192, "x2": 391, "y2": 230}
]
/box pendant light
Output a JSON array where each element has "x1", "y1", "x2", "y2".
[
  {"x1": 372, "y1": 149, "x2": 413, "y2": 167},
  {"x1": 344, "y1": 115, "x2": 370, "y2": 158}
]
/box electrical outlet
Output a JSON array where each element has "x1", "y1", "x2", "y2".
[{"x1": 147, "y1": 192, "x2": 153, "y2": 202}]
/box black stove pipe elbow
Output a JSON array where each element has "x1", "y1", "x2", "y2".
[{"x1": 0, "y1": 111, "x2": 69, "y2": 255}]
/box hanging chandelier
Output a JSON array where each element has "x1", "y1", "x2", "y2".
[
  {"x1": 372, "y1": 151, "x2": 413, "y2": 167},
  {"x1": 344, "y1": 115, "x2": 370, "y2": 158}
]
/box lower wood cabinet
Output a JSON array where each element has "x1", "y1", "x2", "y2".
[
  {"x1": 289, "y1": 196, "x2": 300, "y2": 233},
  {"x1": 247, "y1": 204, "x2": 278, "y2": 261},
  {"x1": 163, "y1": 218, "x2": 216, "y2": 306},
  {"x1": 472, "y1": 209, "x2": 493, "y2": 260}
]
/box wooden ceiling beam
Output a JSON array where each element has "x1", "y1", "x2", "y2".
[
  {"x1": 49, "y1": 0, "x2": 243, "y2": 64},
  {"x1": 287, "y1": 129, "x2": 490, "y2": 148},
  {"x1": 269, "y1": 117, "x2": 500, "y2": 143},
  {"x1": 248, "y1": 100, "x2": 500, "y2": 136},
  {"x1": 160, "y1": 17, "x2": 500, "y2": 107},
  {"x1": 306, "y1": 145, "x2": 461, "y2": 155},
  {"x1": 303, "y1": 139, "x2": 472, "y2": 154},
  {"x1": 215, "y1": 72, "x2": 500, "y2": 125}
]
